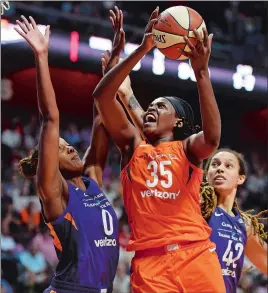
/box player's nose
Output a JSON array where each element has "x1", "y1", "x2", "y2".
[{"x1": 67, "y1": 146, "x2": 75, "y2": 154}]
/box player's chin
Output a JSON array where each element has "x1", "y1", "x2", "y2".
[
  {"x1": 143, "y1": 122, "x2": 157, "y2": 136},
  {"x1": 213, "y1": 184, "x2": 229, "y2": 194}
]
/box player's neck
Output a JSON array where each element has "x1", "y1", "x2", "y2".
[
  {"x1": 217, "y1": 188, "x2": 237, "y2": 215},
  {"x1": 69, "y1": 176, "x2": 87, "y2": 191},
  {"x1": 150, "y1": 135, "x2": 173, "y2": 146}
]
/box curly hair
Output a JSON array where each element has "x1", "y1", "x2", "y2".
[
  {"x1": 19, "y1": 146, "x2": 39, "y2": 178},
  {"x1": 200, "y1": 148, "x2": 267, "y2": 244}
]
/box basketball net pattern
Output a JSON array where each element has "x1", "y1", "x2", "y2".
[{"x1": 1, "y1": 0, "x2": 10, "y2": 15}]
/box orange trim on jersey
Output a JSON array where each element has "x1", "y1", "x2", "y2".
[
  {"x1": 64, "y1": 213, "x2": 78, "y2": 230},
  {"x1": 47, "y1": 223, "x2": 62, "y2": 252}
]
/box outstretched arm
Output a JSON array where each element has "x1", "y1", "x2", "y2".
[
  {"x1": 14, "y1": 17, "x2": 65, "y2": 217},
  {"x1": 93, "y1": 7, "x2": 158, "y2": 151},
  {"x1": 101, "y1": 50, "x2": 145, "y2": 138},
  {"x1": 82, "y1": 106, "x2": 109, "y2": 188},
  {"x1": 183, "y1": 29, "x2": 221, "y2": 163}
]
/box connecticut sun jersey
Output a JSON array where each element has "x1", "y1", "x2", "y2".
[
  {"x1": 45, "y1": 177, "x2": 119, "y2": 290},
  {"x1": 208, "y1": 207, "x2": 247, "y2": 293},
  {"x1": 121, "y1": 140, "x2": 211, "y2": 251}
]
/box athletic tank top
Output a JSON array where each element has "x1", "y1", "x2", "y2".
[
  {"x1": 45, "y1": 177, "x2": 119, "y2": 289},
  {"x1": 208, "y1": 206, "x2": 247, "y2": 293},
  {"x1": 120, "y1": 140, "x2": 211, "y2": 251}
]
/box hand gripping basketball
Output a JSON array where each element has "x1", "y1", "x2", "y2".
[
  {"x1": 179, "y1": 28, "x2": 213, "y2": 73},
  {"x1": 141, "y1": 7, "x2": 159, "y2": 52}
]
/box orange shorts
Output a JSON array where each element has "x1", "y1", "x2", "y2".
[{"x1": 131, "y1": 240, "x2": 226, "y2": 293}]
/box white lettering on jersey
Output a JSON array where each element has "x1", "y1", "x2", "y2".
[
  {"x1": 140, "y1": 189, "x2": 180, "y2": 200},
  {"x1": 94, "y1": 237, "x2": 117, "y2": 247}
]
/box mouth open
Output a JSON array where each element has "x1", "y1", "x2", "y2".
[
  {"x1": 144, "y1": 113, "x2": 157, "y2": 126},
  {"x1": 214, "y1": 175, "x2": 226, "y2": 184},
  {"x1": 72, "y1": 154, "x2": 80, "y2": 161}
]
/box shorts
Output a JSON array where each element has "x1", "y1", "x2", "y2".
[
  {"x1": 131, "y1": 239, "x2": 226, "y2": 293},
  {"x1": 43, "y1": 279, "x2": 113, "y2": 293}
]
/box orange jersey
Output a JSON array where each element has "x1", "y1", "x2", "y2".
[{"x1": 120, "y1": 140, "x2": 211, "y2": 251}]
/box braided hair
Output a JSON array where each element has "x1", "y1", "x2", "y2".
[
  {"x1": 19, "y1": 146, "x2": 39, "y2": 178},
  {"x1": 200, "y1": 148, "x2": 268, "y2": 244}
]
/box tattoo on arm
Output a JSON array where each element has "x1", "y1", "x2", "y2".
[{"x1": 128, "y1": 94, "x2": 142, "y2": 111}]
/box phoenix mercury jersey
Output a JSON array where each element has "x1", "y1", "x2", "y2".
[
  {"x1": 120, "y1": 140, "x2": 211, "y2": 251},
  {"x1": 45, "y1": 177, "x2": 119, "y2": 290},
  {"x1": 208, "y1": 206, "x2": 247, "y2": 293}
]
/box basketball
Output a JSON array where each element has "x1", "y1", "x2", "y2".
[{"x1": 153, "y1": 6, "x2": 206, "y2": 60}]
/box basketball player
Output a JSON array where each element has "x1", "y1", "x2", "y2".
[
  {"x1": 201, "y1": 149, "x2": 268, "y2": 292},
  {"x1": 15, "y1": 16, "x2": 119, "y2": 293},
  {"x1": 103, "y1": 9, "x2": 267, "y2": 293},
  {"x1": 95, "y1": 6, "x2": 225, "y2": 293}
]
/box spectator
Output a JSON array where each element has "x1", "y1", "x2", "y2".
[
  {"x1": 32, "y1": 227, "x2": 58, "y2": 269},
  {"x1": 17, "y1": 241, "x2": 48, "y2": 292},
  {"x1": 63, "y1": 123, "x2": 81, "y2": 147},
  {"x1": 20, "y1": 201, "x2": 41, "y2": 234},
  {"x1": 2, "y1": 118, "x2": 22, "y2": 149}
]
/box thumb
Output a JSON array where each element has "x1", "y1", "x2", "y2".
[
  {"x1": 45, "y1": 25, "x2": 50, "y2": 38},
  {"x1": 208, "y1": 33, "x2": 213, "y2": 48}
]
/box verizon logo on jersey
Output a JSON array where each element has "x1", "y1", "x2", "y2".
[
  {"x1": 140, "y1": 189, "x2": 180, "y2": 200},
  {"x1": 94, "y1": 237, "x2": 117, "y2": 247}
]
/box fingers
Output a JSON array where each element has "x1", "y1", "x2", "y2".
[
  {"x1": 193, "y1": 29, "x2": 202, "y2": 43},
  {"x1": 120, "y1": 28, "x2": 125, "y2": 41},
  {"x1": 114, "y1": 6, "x2": 120, "y2": 22},
  {"x1": 44, "y1": 25, "x2": 50, "y2": 39},
  {"x1": 183, "y1": 36, "x2": 195, "y2": 50},
  {"x1": 109, "y1": 9, "x2": 116, "y2": 30},
  {"x1": 119, "y1": 9, "x2": 123, "y2": 29},
  {"x1": 145, "y1": 18, "x2": 158, "y2": 33},
  {"x1": 110, "y1": 6, "x2": 123, "y2": 31},
  {"x1": 109, "y1": 16, "x2": 115, "y2": 30},
  {"x1": 13, "y1": 27, "x2": 26, "y2": 38},
  {"x1": 29, "y1": 16, "x2": 37, "y2": 29},
  {"x1": 203, "y1": 27, "x2": 208, "y2": 47},
  {"x1": 16, "y1": 19, "x2": 28, "y2": 34},
  {"x1": 21, "y1": 15, "x2": 32, "y2": 31},
  {"x1": 207, "y1": 33, "x2": 213, "y2": 50},
  {"x1": 193, "y1": 29, "x2": 204, "y2": 52},
  {"x1": 149, "y1": 6, "x2": 159, "y2": 21}
]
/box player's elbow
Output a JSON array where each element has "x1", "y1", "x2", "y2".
[{"x1": 203, "y1": 132, "x2": 221, "y2": 149}]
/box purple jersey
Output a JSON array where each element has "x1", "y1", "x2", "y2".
[
  {"x1": 208, "y1": 206, "x2": 247, "y2": 293},
  {"x1": 44, "y1": 177, "x2": 119, "y2": 292}
]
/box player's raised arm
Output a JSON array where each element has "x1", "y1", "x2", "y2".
[
  {"x1": 82, "y1": 105, "x2": 110, "y2": 189},
  {"x1": 93, "y1": 7, "x2": 158, "y2": 151},
  {"x1": 15, "y1": 17, "x2": 64, "y2": 202},
  {"x1": 101, "y1": 51, "x2": 145, "y2": 138},
  {"x1": 181, "y1": 28, "x2": 221, "y2": 162}
]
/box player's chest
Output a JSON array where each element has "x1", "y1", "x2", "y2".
[{"x1": 132, "y1": 149, "x2": 188, "y2": 184}]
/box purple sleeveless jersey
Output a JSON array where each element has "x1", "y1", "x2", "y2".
[
  {"x1": 44, "y1": 177, "x2": 119, "y2": 292},
  {"x1": 208, "y1": 206, "x2": 247, "y2": 293}
]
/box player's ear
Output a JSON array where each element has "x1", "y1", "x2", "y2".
[
  {"x1": 237, "y1": 175, "x2": 246, "y2": 186},
  {"x1": 174, "y1": 118, "x2": 183, "y2": 129}
]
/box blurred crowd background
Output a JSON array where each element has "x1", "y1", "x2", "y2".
[{"x1": 1, "y1": 1, "x2": 267, "y2": 293}]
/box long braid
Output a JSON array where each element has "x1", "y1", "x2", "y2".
[
  {"x1": 233, "y1": 200, "x2": 268, "y2": 244},
  {"x1": 200, "y1": 181, "x2": 217, "y2": 219}
]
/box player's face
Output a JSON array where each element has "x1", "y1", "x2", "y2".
[
  {"x1": 142, "y1": 98, "x2": 177, "y2": 140},
  {"x1": 207, "y1": 151, "x2": 245, "y2": 196},
  {"x1": 58, "y1": 138, "x2": 83, "y2": 177}
]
